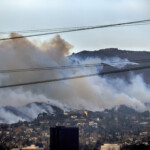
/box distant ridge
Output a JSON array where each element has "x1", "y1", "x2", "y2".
[
  {"x1": 71, "y1": 48, "x2": 150, "y2": 61},
  {"x1": 71, "y1": 48, "x2": 150, "y2": 84}
]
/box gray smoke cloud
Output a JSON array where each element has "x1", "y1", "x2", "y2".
[{"x1": 0, "y1": 34, "x2": 149, "y2": 123}]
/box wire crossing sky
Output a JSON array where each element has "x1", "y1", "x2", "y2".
[
  {"x1": 0, "y1": 0, "x2": 150, "y2": 52},
  {"x1": 0, "y1": 19, "x2": 150, "y2": 41}
]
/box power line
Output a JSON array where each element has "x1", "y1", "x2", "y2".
[
  {"x1": 1, "y1": 22, "x2": 150, "y2": 35},
  {"x1": 0, "y1": 73, "x2": 98, "y2": 88},
  {"x1": 0, "y1": 58, "x2": 150, "y2": 74},
  {"x1": 100, "y1": 65, "x2": 150, "y2": 75},
  {"x1": 1, "y1": 64, "x2": 150, "y2": 88},
  {"x1": 0, "y1": 26, "x2": 84, "y2": 35},
  {"x1": 0, "y1": 63, "x2": 103, "y2": 73},
  {"x1": 0, "y1": 19, "x2": 150, "y2": 41}
]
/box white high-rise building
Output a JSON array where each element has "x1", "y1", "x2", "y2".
[
  {"x1": 12, "y1": 144, "x2": 44, "y2": 150},
  {"x1": 101, "y1": 144, "x2": 120, "y2": 150}
]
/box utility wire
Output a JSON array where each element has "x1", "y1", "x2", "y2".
[
  {"x1": 100, "y1": 65, "x2": 150, "y2": 75},
  {"x1": 1, "y1": 22, "x2": 150, "y2": 35},
  {"x1": 0, "y1": 19, "x2": 150, "y2": 41},
  {"x1": 1, "y1": 64, "x2": 150, "y2": 88},
  {"x1": 0, "y1": 63, "x2": 103, "y2": 73},
  {"x1": 0, "y1": 73, "x2": 98, "y2": 88},
  {"x1": 0, "y1": 26, "x2": 84, "y2": 35},
  {"x1": 1, "y1": 58, "x2": 150, "y2": 74}
]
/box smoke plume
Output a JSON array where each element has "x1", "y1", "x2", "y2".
[{"x1": 0, "y1": 34, "x2": 150, "y2": 123}]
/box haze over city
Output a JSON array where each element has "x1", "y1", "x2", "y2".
[{"x1": 0, "y1": 0, "x2": 150, "y2": 150}]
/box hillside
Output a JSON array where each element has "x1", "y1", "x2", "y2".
[
  {"x1": 71, "y1": 48, "x2": 150, "y2": 84},
  {"x1": 71, "y1": 48, "x2": 150, "y2": 61}
]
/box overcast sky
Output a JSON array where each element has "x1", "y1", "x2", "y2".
[{"x1": 0, "y1": 0, "x2": 150, "y2": 53}]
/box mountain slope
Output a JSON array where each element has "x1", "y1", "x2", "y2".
[
  {"x1": 71, "y1": 48, "x2": 150, "y2": 84},
  {"x1": 0, "y1": 102, "x2": 66, "y2": 124}
]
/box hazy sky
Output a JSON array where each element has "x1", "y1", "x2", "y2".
[{"x1": 0, "y1": 0, "x2": 150, "y2": 53}]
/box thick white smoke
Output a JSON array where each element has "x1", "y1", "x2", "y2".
[{"x1": 0, "y1": 34, "x2": 150, "y2": 123}]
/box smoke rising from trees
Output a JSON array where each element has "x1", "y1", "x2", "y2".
[{"x1": 0, "y1": 34, "x2": 149, "y2": 117}]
